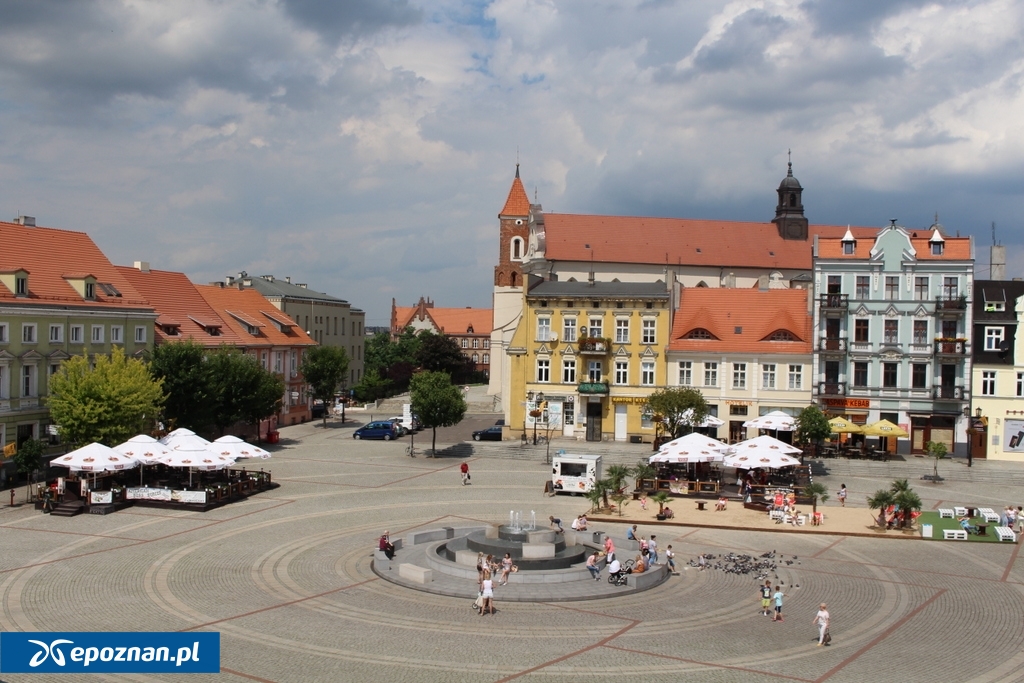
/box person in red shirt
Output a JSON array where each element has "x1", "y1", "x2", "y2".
[{"x1": 460, "y1": 462, "x2": 470, "y2": 485}]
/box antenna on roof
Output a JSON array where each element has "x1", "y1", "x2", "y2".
[
  {"x1": 992, "y1": 221, "x2": 997, "y2": 246},
  {"x1": 585, "y1": 244, "x2": 595, "y2": 286},
  {"x1": 534, "y1": 186, "x2": 538, "y2": 202}
]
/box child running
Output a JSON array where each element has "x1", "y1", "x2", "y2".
[{"x1": 772, "y1": 585, "x2": 786, "y2": 622}]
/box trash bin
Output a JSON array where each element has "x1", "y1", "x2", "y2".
[
  {"x1": 921, "y1": 523, "x2": 933, "y2": 538},
  {"x1": 593, "y1": 531, "x2": 604, "y2": 544},
  {"x1": 266, "y1": 431, "x2": 280, "y2": 444}
]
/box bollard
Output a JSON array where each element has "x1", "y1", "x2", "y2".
[{"x1": 10, "y1": 488, "x2": 15, "y2": 507}]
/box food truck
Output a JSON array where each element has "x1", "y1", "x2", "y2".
[{"x1": 551, "y1": 454, "x2": 602, "y2": 495}]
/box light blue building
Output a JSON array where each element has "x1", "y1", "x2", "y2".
[{"x1": 812, "y1": 221, "x2": 974, "y2": 455}]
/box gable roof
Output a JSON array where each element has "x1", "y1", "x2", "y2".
[
  {"x1": 115, "y1": 266, "x2": 244, "y2": 346},
  {"x1": 500, "y1": 167, "x2": 531, "y2": 217},
  {"x1": 236, "y1": 274, "x2": 349, "y2": 303},
  {"x1": 196, "y1": 285, "x2": 316, "y2": 348},
  {"x1": 818, "y1": 227, "x2": 972, "y2": 260},
  {"x1": 541, "y1": 213, "x2": 878, "y2": 270},
  {"x1": 0, "y1": 221, "x2": 151, "y2": 309},
  {"x1": 669, "y1": 288, "x2": 812, "y2": 355},
  {"x1": 394, "y1": 304, "x2": 493, "y2": 336}
]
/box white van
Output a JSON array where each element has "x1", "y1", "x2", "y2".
[{"x1": 551, "y1": 454, "x2": 602, "y2": 495}]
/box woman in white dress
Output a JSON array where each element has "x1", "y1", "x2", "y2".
[{"x1": 480, "y1": 571, "x2": 495, "y2": 616}]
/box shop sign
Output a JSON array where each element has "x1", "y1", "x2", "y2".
[
  {"x1": 611, "y1": 397, "x2": 648, "y2": 404},
  {"x1": 90, "y1": 491, "x2": 112, "y2": 505},
  {"x1": 726, "y1": 401, "x2": 752, "y2": 406},
  {"x1": 822, "y1": 398, "x2": 870, "y2": 409},
  {"x1": 127, "y1": 487, "x2": 172, "y2": 501}
]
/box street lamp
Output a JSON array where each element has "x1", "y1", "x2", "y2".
[{"x1": 530, "y1": 391, "x2": 545, "y2": 445}]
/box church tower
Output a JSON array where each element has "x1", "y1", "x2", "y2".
[
  {"x1": 488, "y1": 165, "x2": 532, "y2": 408},
  {"x1": 772, "y1": 157, "x2": 809, "y2": 240}
]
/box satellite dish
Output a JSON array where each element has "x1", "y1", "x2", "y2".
[{"x1": 999, "y1": 340, "x2": 1010, "y2": 353}]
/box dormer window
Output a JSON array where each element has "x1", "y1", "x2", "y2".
[
  {"x1": 929, "y1": 227, "x2": 945, "y2": 256},
  {"x1": 932, "y1": 242, "x2": 944, "y2": 256},
  {"x1": 985, "y1": 301, "x2": 1006, "y2": 312},
  {"x1": 843, "y1": 242, "x2": 854, "y2": 255},
  {"x1": 766, "y1": 329, "x2": 798, "y2": 341},
  {"x1": 15, "y1": 277, "x2": 27, "y2": 295},
  {"x1": 85, "y1": 282, "x2": 95, "y2": 299},
  {"x1": 686, "y1": 328, "x2": 716, "y2": 340},
  {"x1": 841, "y1": 227, "x2": 856, "y2": 255}
]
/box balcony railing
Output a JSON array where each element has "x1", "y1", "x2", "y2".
[
  {"x1": 577, "y1": 338, "x2": 612, "y2": 355},
  {"x1": 815, "y1": 381, "x2": 846, "y2": 396},
  {"x1": 934, "y1": 385, "x2": 968, "y2": 401},
  {"x1": 933, "y1": 339, "x2": 967, "y2": 356},
  {"x1": 818, "y1": 293, "x2": 849, "y2": 311},
  {"x1": 578, "y1": 381, "x2": 609, "y2": 395},
  {"x1": 818, "y1": 337, "x2": 847, "y2": 352},
  {"x1": 935, "y1": 295, "x2": 967, "y2": 313}
]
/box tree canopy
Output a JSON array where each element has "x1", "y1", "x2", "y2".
[
  {"x1": 149, "y1": 339, "x2": 213, "y2": 432},
  {"x1": 300, "y1": 345, "x2": 350, "y2": 426},
  {"x1": 47, "y1": 347, "x2": 165, "y2": 446},
  {"x1": 644, "y1": 387, "x2": 709, "y2": 438},
  {"x1": 409, "y1": 371, "x2": 466, "y2": 455},
  {"x1": 794, "y1": 405, "x2": 832, "y2": 448},
  {"x1": 205, "y1": 348, "x2": 283, "y2": 436},
  {"x1": 414, "y1": 331, "x2": 474, "y2": 381}
]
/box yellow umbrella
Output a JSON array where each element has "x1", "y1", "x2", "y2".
[
  {"x1": 861, "y1": 419, "x2": 908, "y2": 437},
  {"x1": 828, "y1": 417, "x2": 862, "y2": 434}
]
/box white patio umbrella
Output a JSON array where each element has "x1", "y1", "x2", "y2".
[
  {"x1": 159, "y1": 427, "x2": 211, "y2": 451},
  {"x1": 211, "y1": 435, "x2": 271, "y2": 460},
  {"x1": 655, "y1": 432, "x2": 731, "y2": 462},
  {"x1": 53, "y1": 442, "x2": 140, "y2": 472},
  {"x1": 723, "y1": 435, "x2": 803, "y2": 470},
  {"x1": 678, "y1": 409, "x2": 725, "y2": 428},
  {"x1": 158, "y1": 447, "x2": 235, "y2": 486},
  {"x1": 742, "y1": 410, "x2": 797, "y2": 431},
  {"x1": 113, "y1": 434, "x2": 173, "y2": 484}
]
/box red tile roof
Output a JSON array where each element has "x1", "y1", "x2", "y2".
[
  {"x1": 394, "y1": 306, "x2": 492, "y2": 336},
  {"x1": 0, "y1": 221, "x2": 151, "y2": 309},
  {"x1": 116, "y1": 266, "x2": 245, "y2": 346},
  {"x1": 541, "y1": 214, "x2": 879, "y2": 270},
  {"x1": 500, "y1": 169, "x2": 530, "y2": 216},
  {"x1": 196, "y1": 285, "x2": 315, "y2": 348},
  {"x1": 817, "y1": 233, "x2": 972, "y2": 260},
  {"x1": 669, "y1": 288, "x2": 812, "y2": 355}
]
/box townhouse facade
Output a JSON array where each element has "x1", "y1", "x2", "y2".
[
  {"x1": 507, "y1": 279, "x2": 672, "y2": 442},
  {"x1": 666, "y1": 288, "x2": 814, "y2": 443},
  {"x1": 811, "y1": 223, "x2": 974, "y2": 455},
  {"x1": 391, "y1": 297, "x2": 493, "y2": 377},
  {"x1": 1, "y1": 219, "x2": 156, "y2": 478}
]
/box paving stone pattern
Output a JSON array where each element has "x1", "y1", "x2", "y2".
[{"x1": 1, "y1": 417, "x2": 1023, "y2": 682}]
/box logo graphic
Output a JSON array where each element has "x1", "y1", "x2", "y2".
[{"x1": 28, "y1": 638, "x2": 74, "y2": 667}]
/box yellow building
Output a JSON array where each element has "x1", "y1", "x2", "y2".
[{"x1": 508, "y1": 277, "x2": 671, "y2": 443}]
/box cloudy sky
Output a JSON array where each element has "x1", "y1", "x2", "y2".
[{"x1": 1, "y1": 0, "x2": 1022, "y2": 326}]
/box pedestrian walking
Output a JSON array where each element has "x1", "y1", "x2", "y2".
[
  {"x1": 772, "y1": 586, "x2": 786, "y2": 622},
  {"x1": 813, "y1": 603, "x2": 831, "y2": 645},
  {"x1": 460, "y1": 462, "x2": 470, "y2": 485},
  {"x1": 480, "y1": 570, "x2": 495, "y2": 616},
  {"x1": 648, "y1": 535, "x2": 659, "y2": 565},
  {"x1": 837, "y1": 484, "x2": 847, "y2": 507},
  {"x1": 760, "y1": 580, "x2": 772, "y2": 616},
  {"x1": 665, "y1": 545, "x2": 676, "y2": 574}
]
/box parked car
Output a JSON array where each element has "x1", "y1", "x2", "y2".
[
  {"x1": 311, "y1": 401, "x2": 327, "y2": 419},
  {"x1": 353, "y1": 421, "x2": 398, "y2": 440},
  {"x1": 494, "y1": 418, "x2": 505, "y2": 427},
  {"x1": 472, "y1": 425, "x2": 504, "y2": 441},
  {"x1": 387, "y1": 418, "x2": 409, "y2": 436}
]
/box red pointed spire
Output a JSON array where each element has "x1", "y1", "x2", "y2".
[{"x1": 500, "y1": 164, "x2": 530, "y2": 216}]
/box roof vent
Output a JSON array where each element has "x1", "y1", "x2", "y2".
[
  {"x1": 734, "y1": 326, "x2": 742, "y2": 334},
  {"x1": 13, "y1": 216, "x2": 35, "y2": 226},
  {"x1": 134, "y1": 261, "x2": 150, "y2": 273}
]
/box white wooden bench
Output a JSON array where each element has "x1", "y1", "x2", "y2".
[
  {"x1": 938, "y1": 508, "x2": 954, "y2": 519},
  {"x1": 978, "y1": 508, "x2": 1000, "y2": 523},
  {"x1": 769, "y1": 510, "x2": 784, "y2": 523},
  {"x1": 943, "y1": 529, "x2": 968, "y2": 540},
  {"x1": 953, "y1": 506, "x2": 968, "y2": 517},
  {"x1": 994, "y1": 527, "x2": 1017, "y2": 543}
]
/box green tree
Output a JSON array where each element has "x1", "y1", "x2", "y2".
[
  {"x1": 241, "y1": 369, "x2": 285, "y2": 438},
  {"x1": 866, "y1": 489, "x2": 896, "y2": 528},
  {"x1": 892, "y1": 487, "x2": 923, "y2": 529},
  {"x1": 414, "y1": 331, "x2": 473, "y2": 382},
  {"x1": 149, "y1": 339, "x2": 213, "y2": 432},
  {"x1": 365, "y1": 328, "x2": 421, "y2": 394},
  {"x1": 409, "y1": 371, "x2": 467, "y2": 455},
  {"x1": 794, "y1": 405, "x2": 832, "y2": 457},
  {"x1": 47, "y1": 348, "x2": 165, "y2": 446},
  {"x1": 804, "y1": 482, "x2": 830, "y2": 514},
  {"x1": 651, "y1": 490, "x2": 672, "y2": 515},
  {"x1": 605, "y1": 464, "x2": 632, "y2": 495},
  {"x1": 12, "y1": 439, "x2": 46, "y2": 502},
  {"x1": 585, "y1": 485, "x2": 605, "y2": 513},
  {"x1": 611, "y1": 491, "x2": 630, "y2": 517},
  {"x1": 633, "y1": 459, "x2": 656, "y2": 492},
  {"x1": 644, "y1": 387, "x2": 709, "y2": 438},
  {"x1": 926, "y1": 440, "x2": 947, "y2": 481},
  {"x1": 353, "y1": 369, "x2": 392, "y2": 403},
  {"x1": 206, "y1": 349, "x2": 283, "y2": 437},
  {"x1": 300, "y1": 346, "x2": 350, "y2": 427}
]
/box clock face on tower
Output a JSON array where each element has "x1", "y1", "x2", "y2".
[{"x1": 787, "y1": 222, "x2": 803, "y2": 238}]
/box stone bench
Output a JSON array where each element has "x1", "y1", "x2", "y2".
[
  {"x1": 938, "y1": 508, "x2": 954, "y2": 519},
  {"x1": 398, "y1": 563, "x2": 433, "y2": 583},
  {"x1": 994, "y1": 526, "x2": 1017, "y2": 543},
  {"x1": 943, "y1": 529, "x2": 968, "y2": 541},
  {"x1": 626, "y1": 563, "x2": 669, "y2": 590}
]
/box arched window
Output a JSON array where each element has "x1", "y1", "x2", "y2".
[
  {"x1": 472, "y1": 353, "x2": 479, "y2": 363},
  {"x1": 765, "y1": 329, "x2": 798, "y2": 341},
  {"x1": 686, "y1": 328, "x2": 716, "y2": 340},
  {"x1": 511, "y1": 272, "x2": 518, "y2": 287},
  {"x1": 511, "y1": 237, "x2": 523, "y2": 261},
  {"x1": 695, "y1": 280, "x2": 709, "y2": 288},
  {"x1": 789, "y1": 193, "x2": 796, "y2": 207}
]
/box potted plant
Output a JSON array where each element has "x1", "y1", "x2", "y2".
[{"x1": 652, "y1": 491, "x2": 672, "y2": 519}]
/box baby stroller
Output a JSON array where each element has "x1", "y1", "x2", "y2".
[{"x1": 608, "y1": 559, "x2": 635, "y2": 586}]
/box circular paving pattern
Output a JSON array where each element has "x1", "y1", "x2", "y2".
[{"x1": 1, "y1": 419, "x2": 1024, "y2": 683}]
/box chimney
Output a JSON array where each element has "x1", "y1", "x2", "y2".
[
  {"x1": 14, "y1": 216, "x2": 35, "y2": 226},
  {"x1": 134, "y1": 261, "x2": 150, "y2": 273},
  {"x1": 225, "y1": 275, "x2": 235, "y2": 286},
  {"x1": 758, "y1": 274, "x2": 769, "y2": 291},
  {"x1": 991, "y1": 244, "x2": 1007, "y2": 280},
  {"x1": 285, "y1": 276, "x2": 291, "y2": 284},
  {"x1": 297, "y1": 283, "x2": 307, "y2": 289},
  {"x1": 260, "y1": 274, "x2": 273, "y2": 282}
]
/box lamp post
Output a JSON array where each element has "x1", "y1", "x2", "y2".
[{"x1": 530, "y1": 391, "x2": 545, "y2": 445}]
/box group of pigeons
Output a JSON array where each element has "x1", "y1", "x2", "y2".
[{"x1": 686, "y1": 550, "x2": 802, "y2": 585}]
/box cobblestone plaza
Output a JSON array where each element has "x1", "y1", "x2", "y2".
[{"x1": 2, "y1": 418, "x2": 1024, "y2": 683}]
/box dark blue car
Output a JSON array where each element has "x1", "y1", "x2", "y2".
[{"x1": 353, "y1": 421, "x2": 398, "y2": 440}]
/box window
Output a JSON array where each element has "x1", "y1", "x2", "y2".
[
  {"x1": 985, "y1": 300, "x2": 1006, "y2": 312},
  {"x1": 678, "y1": 361, "x2": 692, "y2": 386},
  {"x1": 0, "y1": 323, "x2": 6, "y2": 343},
  {"x1": 472, "y1": 353, "x2": 478, "y2": 363},
  {"x1": 84, "y1": 282, "x2": 95, "y2": 299},
  {"x1": 788, "y1": 365, "x2": 802, "y2": 390},
  {"x1": 843, "y1": 241, "x2": 854, "y2": 255},
  {"x1": 1017, "y1": 372, "x2": 1023, "y2": 397},
  {"x1": 985, "y1": 327, "x2": 1004, "y2": 351},
  {"x1": 642, "y1": 319, "x2": 656, "y2": 344},
  {"x1": 912, "y1": 363, "x2": 927, "y2": 389},
  {"x1": 290, "y1": 350, "x2": 297, "y2": 378},
  {"x1": 641, "y1": 362, "x2": 655, "y2": 386},
  {"x1": 687, "y1": 328, "x2": 714, "y2": 340},
  {"x1": 511, "y1": 237, "x2": 523, "y2": 261},
  {"x1": 111, "y1": 326, "x2": 122, "y2": 344},
  {"x1": 932, "y1": 241, "x2": 944, "y2": 256},
  {"x1": 854, "y1": 319, "x2": 869, "y2": 343},
  {"x1": 537, "y1": 317, "x2": 551, "y2": 341},
  {"x1": 562, "y1": 359, "x2": 576, "y2": 384},
  {"x1": 588, "y1": 318, "x2": 603, "y2": 338},
  {"x1": 472, "y1": 338, "x2": 480, "y2": 349},
  {"x1": 704, "y1": 362, "x2": 718, "y2": 387},
  {"x1": 483, "y1": 339, "x2": 490, "y2": 349},
  {"x1": 769, "y1": 330, "x2": 796, "y2": 341},
  {"x1": 943, "y1": 277, "x2": 958, "y2": 299},
  {"x1": 22, "y1": 324, "x2": 36, "y2": 343},
  {"x1": 91, "y1": 325, "x2": 104, "y2": 343},
  {"x1": 615, "y1": 319, "x2": 629, "y2": 344},
  {"x1": 913, "y1": 321, "x2": 928, "y2": 344},
  {"x1": 0, "y1": 366, "x2": 5, "y2": 399},
  {"x1": 260, "y1": 351, "x2": 268, "y2": 369},
  {"x1": 762, "y1": 364, "x2": 776, "y2": 389},
  {"x1": 482, "y1": 353, "x2": 489, "y2": 364},
  {"x1": 882, "y1": 362, "x2": 898, "y2": 388},
  {"x1": 884, "y1": 320, "x2": 899, "y2": 344},
  {"x1": 615, "y1": 361, "x2": 628, "y2": 385},
  {"x1": 22, "y1": 365, "x2": 35, "y2": 397},
  {"x1": 563, "y1": 318, "x2": 577, "y2": 342},
  {"x1": 15, "y1": 276, "x2": 28, "y2": 295},
  {"x1": 856, "y1": 276, "x2": 870, "y2": 299},
  {"x1": 915, "y1": 277, "x2": 929, "y2": 300},
  {"x1": 461, "y1": 338, "x2": 468, "y2": 348},
  {"x1": 732, "y1": 363, "x2": 746, "y2": 389},
  {"x1": 827, "y1": 275, "x2": 841, "y2": 294},
  {"x1": 536, "y1": 359, "x2": 550, "y2": 382},
  {"x1": 70, "y1": 325, "x2": 83, "y2": 344},
  {"x1": 982, "y1": 371, "x2": 996, "y2": 396},
  {"x1": 853, "y1": 362, "x2": 868, "y2": 387},
  {"x1": 274, "y1": 351, "x2": 282, "y2": 373},
  {"x1": 729, "y1": 405, "x2": 748, "y2": 416},
  {"x1": 885, "y1": 276, "x2": 899, "y2": 300},
  {"x1": 587, "y1": 361, "x2": 602, "y2": 382},
  {"x1": 135, "y1": 326, "x2": 147, "y2": 343},
  {"x1": 49, "y1": 325, "x2": 63, "y2": 343}
]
